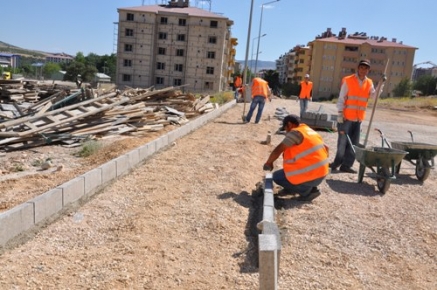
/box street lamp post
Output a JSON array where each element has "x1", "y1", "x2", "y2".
[
  {"x1": 251, "y1": 34, "x2": 266, "y2": 73},
  {"x1": 254, "y1": 0, "x2": 280, "y2": 74}
]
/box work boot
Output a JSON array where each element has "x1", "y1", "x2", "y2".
[
  {"x1": 339, "y1": 165, "x2": 357, "y2": 174},
  {"x1": 329, "y1": 163, "x2": 338, "y2": 171},
  {"x1": 297, "y1": 187, "x2": 321, "y2": 201}
]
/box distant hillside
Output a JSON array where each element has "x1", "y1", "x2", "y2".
[
  {"x1": 236, "y1": 60, "x2": 276, "y2": 72},
  {"x1": 0, "y1": 41, "x2": 47, "y2": 58}
]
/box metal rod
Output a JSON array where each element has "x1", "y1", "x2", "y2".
[
  {"x1": 363, "y1": 59, "x2": 390, "y2": 147},
  {"x1": 241, "y1": 0, "x2": 255, "y2": 120}
]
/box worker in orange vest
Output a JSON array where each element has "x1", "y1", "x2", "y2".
[
  {"x1": 234, "y1": 75, "x2": 242, "y2": 101},
  {"x1": 330, "y1": 59, "x2": 376, "y2": 173},
  {"x1": 263, "y1": 114, "x2": 329, "y2": 201},
  {"x1": 298, "y1": 74, "x2": 313, "y2": 118},
  {"x1": 244, "y1": 77, "x2": 271, "y2": 123}
]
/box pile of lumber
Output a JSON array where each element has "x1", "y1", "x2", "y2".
[{"x1": 0, "y1": 82, "x2": 218, "y2": 151}]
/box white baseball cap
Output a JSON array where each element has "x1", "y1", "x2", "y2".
[{"x1": 305, "y1": 74, "x2": 310, "y2": 78}]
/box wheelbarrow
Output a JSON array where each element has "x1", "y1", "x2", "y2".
[
  {"x1": 390, "y1": 131, "x2": 437, "y2": 182},
  {"x1": 347, "y1": 132, "x2": 408, "y2": 194}
]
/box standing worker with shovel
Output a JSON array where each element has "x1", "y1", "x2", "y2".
[{"x1": 329, "y1": 59, "x2": 376, "y2": 173}]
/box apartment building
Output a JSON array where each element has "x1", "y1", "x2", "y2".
[
  {"x1": 116, "y1": 0, "x2": 236, "y2": 93},
  {"x1": 308, "y1": 28, "x2": 417, "y2": 99},
  {"x1": 276, "y1": 45, "x2": 311, "y2": 84},
  {"x1": 44, "y1": 52, "x2": 74, "y2": 64}
]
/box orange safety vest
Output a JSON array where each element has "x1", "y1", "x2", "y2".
[
  {"x1": 283, "y1": 124, "x2": 329, "y2": 184},
  {"x1": 299, "y1": 81, "x2": 313, "y2": 99},
  {"x1": 234, "y1": 76, "x2": 242, "y2": 88},
  {"x1": 343, "y1": 75, "x2": 373, "y2": 122},
  {"x1": 251, "y1": 78, "x2": 269, "y2": 98}
]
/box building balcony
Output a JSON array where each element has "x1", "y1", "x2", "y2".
[{"x1": 342, "y1": 50, "x2": 360, "y2": 58}]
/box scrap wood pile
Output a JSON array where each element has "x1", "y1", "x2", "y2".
[{"x1": 0, "y1": 80, "x2": 218, "y2": 151}]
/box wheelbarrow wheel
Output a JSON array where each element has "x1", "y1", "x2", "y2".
[
  {"x1": 376, "y1": 167, "x2": 391, "y2": 194},
  {"x1": 415, "y1": 158, "x2": 431, "y2": 182}
]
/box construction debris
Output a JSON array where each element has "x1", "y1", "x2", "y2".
[{"x1": 0, "y1": 80, "x2": 218, "y2": 151}]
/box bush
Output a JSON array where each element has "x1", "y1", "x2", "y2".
[{"x1": 76, "y1": 140, "x2": 102, "y2": 157}]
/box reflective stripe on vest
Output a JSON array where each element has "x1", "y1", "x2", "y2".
[
  {"x1": 343, "y1": 75, "x2": 373, "y2": 122},
  {"x1": 282, "y1": 124, "x2": 329, "y2": 184}
]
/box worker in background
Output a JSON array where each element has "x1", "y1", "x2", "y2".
[
  {"x1": 263, "y1": 114, "x2": 329, "y2": 201},
  {"x1": 234, "y1": 74, "x2": 242, "y2": 101},
  {"x1": 329, "y1": 59, "x2": 376, "y2": 173},
  {"x1": 244, "y1": 77, "x2": 271, "y2": 124},
  {"x1": 298, "y1": 74, "x2": 313, "y2": 118}
]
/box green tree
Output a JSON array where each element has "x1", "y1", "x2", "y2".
[
  {"x1": 414, "y1": 75, "x2": 437, "y2": 96},
  {"x1": 392, "y1": 78, "x2": 412, "y2": 97},
  {"x1": 262, "y1": 70, "x2": 280, "y2": 95},
  {"x1": 42, "y1": 62, "x2": 61, "y2": 79},
  {"x1": 64, "y1": 61, "x2": 86, "y2": 82},
  {"x1": 281, "y1": 81, "x2": 300, "y2": 98}
]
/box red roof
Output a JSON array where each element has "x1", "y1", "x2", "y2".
[{"x1": 312, "y1": 36, "x2": 417, "y2": 49}]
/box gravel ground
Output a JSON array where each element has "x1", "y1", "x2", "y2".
[{"x1": 0, "y1": 97, "x2": 436, "y2": 289}]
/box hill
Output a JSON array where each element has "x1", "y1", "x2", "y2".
[
  {"x1": 237, "y1": 59, "x2": 276, "y2": 72},
  {"x1": 0, "y1": 41, "x2": 48, "y2": 58}
]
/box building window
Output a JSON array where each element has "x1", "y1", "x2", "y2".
[
  {"x1": 156, "y1": 77, "x2": 164, "y2": 84},
  {"x1": 206, "y1": 67, "x2": 214, "y2": 74},
  {"x1": 174, "y1": 64, "x2": 183, "y2": 72},
  {"x1": 159, "y1": 32, "x2": 167, "y2": 40},
  {"x1": 207, "y1": 51, "x2": 215, "y2": 59},
  {"x1": 125, "y1": 29, "x2": 134, "y2": 37},
  {"x1": 208, "y1": 36, "x2": 217, "y2": 44},
  {"x1": 158, "y1": 47, "x2": 166, "y2": 55},
  {"x1": 124, "y1": 44, "x2": 133, "y2": 52},
  {"x1": 160, "y1": 17, "x2": 168, "y2": 24},
  {"x1": 127, "y1": 13, "x2": 134, "y2": 21},
  {"x1": 157, "y1": 62, "x2": 165, "y2": 70},
  {"x1": 205, "y1": 81, "x2": 213, "y2": 89},
  {"x1": 123, "y1": 59, "x2": 132, "y2": 67},
  {"x1": 177, "y1": 34, "x2": 186, "y2": 41},
  {"x1": 122, "y1": 74, "x2": 131, "y2": 82},
  {"x1": 176, "y1": 49, "x2": 184, "y2": 56},
  {"x1": 179, "y1": 19, "x2": 186, "y2": 26},
  {"x1": 174, "y1": 79, "x2": 182, "y2": 86},
  {"x1": 210, "y1": 20, "x2": 218, "y2": 28}
]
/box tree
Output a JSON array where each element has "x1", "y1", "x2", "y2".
[
  {"x1": 42, "y1": 62, "x2": 61, "y2": 79},
  {"x1": 262, "y1": 70, "x2": 280, "y2": 95},
  {"x1": 281, "y1": 81, "x2": 300, "y2": 98},
  {"x1": 392, "y1": 78, "x2": 412, "y2": 98},
  {"x1": 413, "y1": 75, "x2": 437, "y2": 96}
]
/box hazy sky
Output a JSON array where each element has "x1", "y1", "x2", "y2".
[{"x1": 2, "y1": 0, "x2": 436, "y2": 68}]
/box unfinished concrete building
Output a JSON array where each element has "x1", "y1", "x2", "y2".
[{"x1": 116, "y1": 0, "x2": 236, "y2": 93}]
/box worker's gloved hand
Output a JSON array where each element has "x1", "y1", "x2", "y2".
[
  {"x1": 263, "y1": 163, "x2": 273, "y2": 171},
  {"x1": 337, "y1": 112, "x2": 343, "y2": 124}
]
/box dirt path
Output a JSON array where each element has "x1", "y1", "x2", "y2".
[{"x1": 0, "y1": 98, "x2": 436, "y2": 289}]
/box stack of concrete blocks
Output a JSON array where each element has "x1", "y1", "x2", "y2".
[
  {"x1": 301, "y1": 110, "x2": 337, "y2": 131},
  {"x1": 258, "y1": 173, "x2": 281, "y2": 290}
]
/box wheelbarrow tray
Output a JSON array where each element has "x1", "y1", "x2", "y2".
[
  {"x1": 353, "y1": 145, "x2": 408, "y2": 168},
  {"x1": 390, "y1": 142, "x2": 437, "y2": 161}
]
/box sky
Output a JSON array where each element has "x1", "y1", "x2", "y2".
[{"x1": 1, "y1": 0, "x2": 436, "y2": 68}]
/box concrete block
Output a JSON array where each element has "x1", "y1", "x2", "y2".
[
  {"x1": 259, "y1": 234, "x2": 279, "y2": 290},
  {"x1": 263, "y1": 190, "x2": 275, "y2": 208},
  {"x1": 28, "y1": 188, "x2": 63, "y2": 224},
  {"x1": 114, "y1": 155, "x2": 130, "y2": 177},
  {"x1": 139, "y1": 141, "x2": 156, "y2": 161},
  {"x1": 99, "y1": 160, "x2": 117, "y2": 185},
  {"x1": 83, "y1": 168, "x2": 102, "y2": 195},
  {"x1": 59, "y1": 177, "x2": 85, "y2": 206},
  {"x1": 127, "y1": 148, "x2": 140, "y2": 168},
  {"x1": 0, "y1": 203, "x2": 34, "y2": 247},
  {"x1": 155, "y1": 135, "x2": 169, "y2": 152}
]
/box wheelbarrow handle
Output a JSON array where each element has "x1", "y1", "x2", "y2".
[{"x1": 346, "y1": 134, "x2": 356, "y2": 154}]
